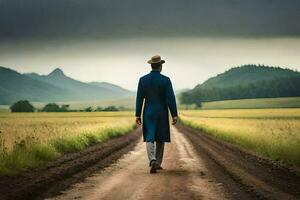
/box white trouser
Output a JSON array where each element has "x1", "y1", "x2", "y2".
[{"x1": 146, "y1": 142, "x2": 165, "y2": 166}]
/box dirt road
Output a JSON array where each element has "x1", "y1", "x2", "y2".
[
  {"x1": 48, "y1": 126, "x2": 231, "y2": 200},
  {"x1": 49, "y1": 125, "x2": 300, "y2": 200}
]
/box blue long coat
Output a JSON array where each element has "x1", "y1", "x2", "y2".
[{"x1": 135, "y1": 70, "x2": 178, "y2": 142}]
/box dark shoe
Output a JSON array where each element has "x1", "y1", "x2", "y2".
[
  {"x1": 149, "y1": 159, "x2": 156, "y2": 167},
  {"x1": 150, "y1": 160, "x2": 157, "y2": 174},
  {"x1": 156, "y1": 165, "x2": 163, "y2": 170}
]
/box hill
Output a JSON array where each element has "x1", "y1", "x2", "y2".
[
  {"x1": 0, "y1": 66, "x2": 134, "y2": 104},
  {"x1": 180, "y1": 65, "x2": 300, "y2": 105},
  {"x1": 200, "y1": 65, "x2": 300, "y2": 89}
]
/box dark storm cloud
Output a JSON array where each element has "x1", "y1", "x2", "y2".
[{"x1": 0, "y1": 0, "x2": 300, "y2": 38}]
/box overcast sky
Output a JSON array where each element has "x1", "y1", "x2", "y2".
[
  {"x1": 1, "y1": 0, "x2": 300, "y2": 90},
  {"x1": 1, "y1": 0, "x2": 300, "y2": 38}
]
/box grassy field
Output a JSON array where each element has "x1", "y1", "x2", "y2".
[
  {"x1": 0, "y1": 112, "x2": 135, "y2": 174},
  {"x1": 32, "y1": 97, "x2": 136, "y2": 110},
  {"x1": 199, "y1": 97, "x2": 300, "y2": 109},
  {"x1": 179, "y1": 108, "x2": 300, "y2": 167},
  {"x1": 0, "y1": 97, "x2": 136, "y2": 112}
]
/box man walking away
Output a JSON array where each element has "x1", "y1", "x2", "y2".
[{"x1": 135, "y1": 55, "x2": 178, "y2": 174}]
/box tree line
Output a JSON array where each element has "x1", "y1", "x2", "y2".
[{"x1": 10, "y1": 100, "x2": 125, "y2": 112}]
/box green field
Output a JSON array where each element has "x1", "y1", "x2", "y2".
[
  {"x1": 0, "y1": 97, "x2": 136, "y2": 112},
  {"x1": 1, "y1": 97, "x2": 300, "y2": 112},
  {"x1": 180, "y1": 108, "x2": 300, "y2": 167},
  {"x1": 30, "y1": 97, "x2": 136, "y2": 110},
  {"x1": 0, "y1": 112, "x2": 135, "y2": 174},
  {"x1": 197, "y1": 97, "x2": 300, "y2": 110},
  {"x1": 46, "y1": 97, "x2": 135, "y2": 110}
]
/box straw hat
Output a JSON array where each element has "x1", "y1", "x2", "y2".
[{"x1": 147, "y1": 55, "x2": 165, "y2": 64}]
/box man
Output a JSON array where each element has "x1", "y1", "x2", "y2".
[{"x1": 135, "y1": 55, "x2": 178, "y2": 174}]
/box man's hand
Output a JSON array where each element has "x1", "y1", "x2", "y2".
[
  {"x1": 172, "y1": 116, "x2": 178, "y2": 125},
  {"x1": 136, "y1": 117, "x2": 142, "y2": 125}
]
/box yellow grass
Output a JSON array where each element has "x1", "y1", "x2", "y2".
[
  {"x1": 180, "y1": 108, "x2": 300, "y2": 118},
  {"x1": 0, "y1": 112, "x2": 134, "y2": 152},
  {"x1": 0, "y1": 112, "x2": 135, "y2": 174},
  {"x1": 180, "y1": 109, "x2": 300, "y2": 166}
]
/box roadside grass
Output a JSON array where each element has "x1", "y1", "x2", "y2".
[
  {"x1": 52, "y1": 126, "x2": 134, "y2": 153},
  {"x1": 0, "y1": 112, "x2": 135, "y2": 175},
  {"x1": 0, "y1": 125, "x2": 135, "y2": 174},
  {"x1": 179, "y1": 109, "x2": 300, "y2": 167}
]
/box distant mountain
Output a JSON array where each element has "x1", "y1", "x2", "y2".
[
  {"x1": 0, "y1": 66, "x2": 134, "y2": 104},
  {"x1": 89, "y1": 82, "x2": 134, "y2": 97},
  {"x1": 25, "y1": 68, "x2": 134, "y2": 100},
  {"x1": 180, "y1": 65, "x2": 300, "y2": 105},
  {"x1": 0, "y1": 67, "x2": 74, "y2": 104}
]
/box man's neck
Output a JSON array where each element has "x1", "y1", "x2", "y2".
[{"x1": 151, "y1": 69, "x2": 162, "y2": 72}]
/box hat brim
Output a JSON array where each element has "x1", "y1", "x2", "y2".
[{"x1": 147, "y1": 60, "x2": 165, "y2": 64}]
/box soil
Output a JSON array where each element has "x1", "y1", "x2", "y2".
[{"x1": 1, "y1": 124, "x2": 299, "y2": 200}]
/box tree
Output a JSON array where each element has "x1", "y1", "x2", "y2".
[
  {"x1": 195, "y1": 101, "x2": 202, "y2": 108},
  {"x1": 95, "y1": 106, "x2": 104, "y2": 111},
  {"x1": 60, "y1": 104, "x2": 70, "y2": 112},
  {"x1": 42, "y1": 103, "x2": 61, "y2": 112},
  {"x1": 10, "y1": 100, "x2": 34, "y2": 112},
  {"x1": 103, "y1": 106, "x2": 119, "y2": 111},
  {"x1": 85, "y1": 106, "x2": 93, "y2": 112}
]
